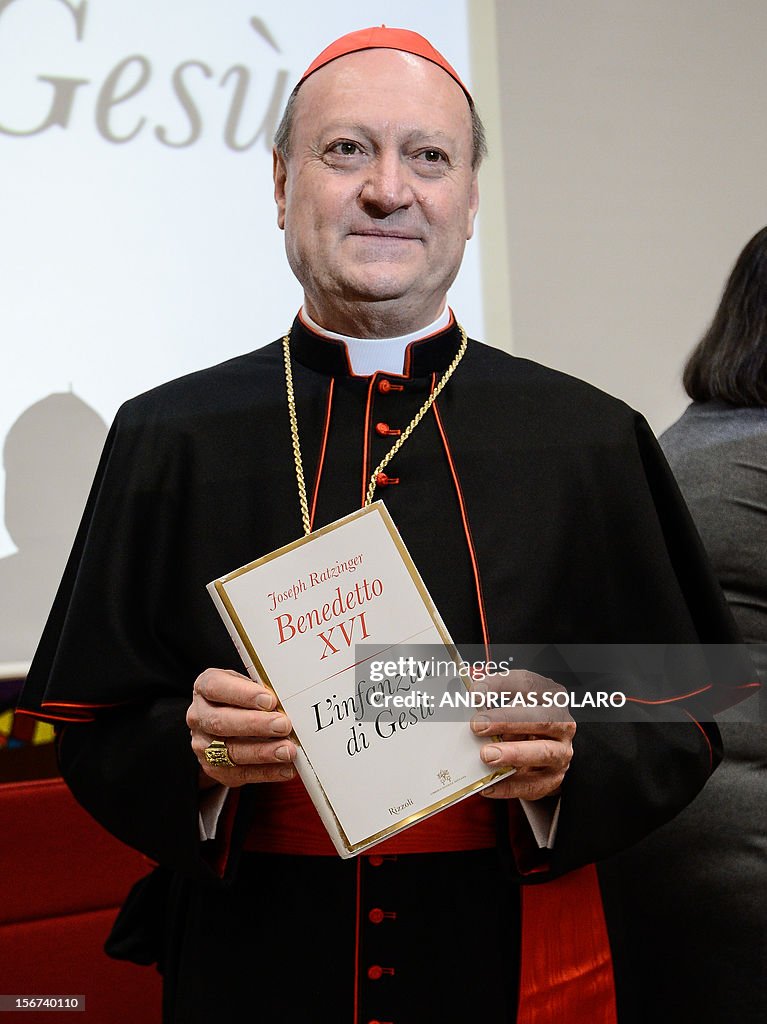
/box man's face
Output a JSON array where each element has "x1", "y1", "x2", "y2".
[{"x1": 273, "y1": 49, "x2": 480, "y2": 335}]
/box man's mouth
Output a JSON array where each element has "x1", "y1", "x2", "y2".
[{"x1": 349, "y1": 230, "x2": 420, "y2": 241}]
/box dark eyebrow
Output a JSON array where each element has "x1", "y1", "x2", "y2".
[{"x1": 317, "y1": 123, "x2": 459, "y2": 146}]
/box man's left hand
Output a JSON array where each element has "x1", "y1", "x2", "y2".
[{"x1": 470, "y1": 670, "x2": 575, "y2": 801}]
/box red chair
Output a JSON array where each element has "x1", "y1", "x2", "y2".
[{"x1": 0, "y1": 777, "x2": 161, "y2": 1021}]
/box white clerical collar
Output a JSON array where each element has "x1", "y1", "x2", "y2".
[{"x1": 299, "y1": 306, "x2": 452, "y2": 375}]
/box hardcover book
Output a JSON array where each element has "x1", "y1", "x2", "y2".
[{"x1": 207, "y1": 501, "x2": 513, "y2": 858}]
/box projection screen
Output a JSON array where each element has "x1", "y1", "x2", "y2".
[{"x1": 0, "y1": 0, "x2": 485, "y2": 675}]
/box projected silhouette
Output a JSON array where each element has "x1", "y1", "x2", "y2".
[{"x1": 0, "y1": 393, "x2": 107, "y2": 691}]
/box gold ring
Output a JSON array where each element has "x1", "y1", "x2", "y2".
[{"x1": 204, "y1": 739, "x2": 236, "y2": 768}]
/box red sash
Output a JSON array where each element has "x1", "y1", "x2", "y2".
[
  {"x1": 518, "y1": 864, "x2": 618, "y2": 1023},
  {"x1": 243, "y1": 776, "x2": 497, "y2": 855}
]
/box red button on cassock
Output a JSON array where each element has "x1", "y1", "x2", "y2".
[
  {"x1": 367, "y1": 965, "x2": 395, "y2": 980},
  {"x1": 375, "y1": 472, "x2": 399, "y2": 487},
  {"x1": 367, "y1": 854, "x2": 398, "y2": 866},
  {"x1": 375, "y1": 421, "x2": 401, "y2": 437},
  {"x1": 377, "y1": 379, "x2": 404, "y2": 394},
  {"x1": 368, "y1": 908, "x2": 397, "y2": 924}
]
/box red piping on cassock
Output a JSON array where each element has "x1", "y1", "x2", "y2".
[{"x1": 310, "y1": 378, "x2": 335, "y2": 532}]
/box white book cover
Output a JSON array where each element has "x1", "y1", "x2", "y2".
[{"x1": 207, "y1": 501, "x2": 513, "y2": 858}]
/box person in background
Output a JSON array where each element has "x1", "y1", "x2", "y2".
[{"x1": 600, "y1": 225, "x2": 767, "y2": 1024}]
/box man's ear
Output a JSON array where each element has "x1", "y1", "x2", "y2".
[
  {"x1": 466, "y1": 174, "x2": 479, "y2": 241},
  {"x1": 273, "y1": 148, "x2": 287, "y2": 230}
]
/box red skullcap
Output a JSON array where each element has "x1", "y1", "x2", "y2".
[{"x1": 300, "y1": 25, "x2": 473, "y2": 104}]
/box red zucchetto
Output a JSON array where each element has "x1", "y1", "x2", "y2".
[{"x1": 300, "y1": 25, "x2": 473, "y2": 104}]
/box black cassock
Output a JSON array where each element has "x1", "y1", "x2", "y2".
[{"x1": 18, "y1": 317, "x2": 750, "y2": 1023}]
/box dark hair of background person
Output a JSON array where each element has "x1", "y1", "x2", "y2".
[{"x1": 683, "y1": 226, "x2": 767, "y2": 406}]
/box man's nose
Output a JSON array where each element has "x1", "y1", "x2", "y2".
[{"x1": 359, "y1": 153, "x2": 414, "y2": 214}]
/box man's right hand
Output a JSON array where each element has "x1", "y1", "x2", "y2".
[{"x1": 187, "y1": 667, "x2": 297, "y2": 788}]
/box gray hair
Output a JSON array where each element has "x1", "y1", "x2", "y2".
[{"x1": 274, "y1": 81, "x2": 487, "y2": 170}]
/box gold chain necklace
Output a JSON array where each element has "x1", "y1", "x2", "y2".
[{"x1": 282, "y1": 325, "x2": 468, "y2": 536}]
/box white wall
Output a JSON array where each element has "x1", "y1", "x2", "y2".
[{"x1": 493, "y1": 0, "x2": 767, "y2": 433}]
